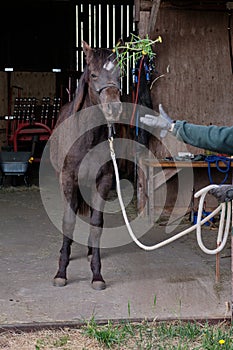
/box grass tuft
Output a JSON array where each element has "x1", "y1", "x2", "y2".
[
  {"x1": 82, "y1": 317, "x2": 233, "y2": 350},
  {"x1": 0, "y1": 318, "x2": 232, "y2": 350},
  {"x1": 82, "y1": 316, "x2": 132, "y2": 348}
]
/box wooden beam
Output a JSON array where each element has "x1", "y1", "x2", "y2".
[
  {"x1": 153, "y1": 168, "x2": 181, "y2": 190},
  {"x1": 134, "y1": 0, "x2": 140, "y2": 22},
  {"x1": 160, "y1": 1, "x2": 227, "y2": 11},
  {"x1": 148, "y1": 167, "x2": 182, "y2": 224},
  {"x1": 148, "y1": 0, "x2": 161, "y2": 36},
  {"x1": 140, "y1": 0, "x2": 153, "y2": 12},
  {"x1": 138, "y1": 11, "x2": 150, "y2": 38},
  {"x1": 140, "y1": 1, "x2": 227, "y2": 12}
]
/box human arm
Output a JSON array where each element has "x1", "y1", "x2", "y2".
[
  {"x1": 172, "y1": 121, "x2": 233, "y2": 155},
  {"x1": 140, "y1": 105, "x2": 233, "y2": 155}
]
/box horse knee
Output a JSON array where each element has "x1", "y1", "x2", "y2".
[
  {"x1": 91, "y1": 218, "x2": 103, "y2": 227},
  {"x1": 62, "y1": 220, "x2": 75, "y2": 234},
  {"x1": 90, "y1": 211, "x2": 103, "y2": 227},
  {"x1": 88, "y1": 226, "x2": 102, "y2": 248},
  {"x1": 62, "y1": 208, "x2": 76, "y2": 234}
]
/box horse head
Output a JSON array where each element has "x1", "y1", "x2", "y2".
[{"x1": 82, "y1": 41, "x2": 122, "y2": 123}]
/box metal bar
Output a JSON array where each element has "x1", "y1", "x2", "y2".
[
  {"x1": 93, "y1": 4, "x2": 97, "y2": 47},
  {"x1": 99, "y1": 4, "x2": 101, "y2": 47},
  {"x1": 112, "y1": 4, "x2": 116, "y2": 47}
]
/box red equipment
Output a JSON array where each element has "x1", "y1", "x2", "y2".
[{"x1": 4, "y1": 96, "x2": 61, "y2": 161}]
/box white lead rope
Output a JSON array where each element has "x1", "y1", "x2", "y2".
[{"x1": 109, "y1": 137, "x2": 231, "y2": 254}]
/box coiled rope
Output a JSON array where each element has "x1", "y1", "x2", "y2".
[
  {"x1": 109, "y1": 137, "x2": 231, "y2": 254},
  {"x1": 205, "y1": 155, "x2": 231, "y2": 184}
]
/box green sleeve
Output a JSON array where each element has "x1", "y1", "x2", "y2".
[{"x1": 172, "y1": 121, "x2": 233, "y2": 155}]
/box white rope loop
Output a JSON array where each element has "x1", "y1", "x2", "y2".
[
  {"x1": 195, "y1": 185, "x2": 231, "y2": 255},
  {"x1": 109, "y1": 139, "x2": 231, "y2": 254}
]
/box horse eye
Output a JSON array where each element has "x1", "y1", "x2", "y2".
[{"x1": 91, "y1": 73, "x2": 98, "y2": 79}]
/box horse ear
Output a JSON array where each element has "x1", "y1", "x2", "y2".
[{"x1": 82, "y1": 41, "x2": 92, "y2": 63}]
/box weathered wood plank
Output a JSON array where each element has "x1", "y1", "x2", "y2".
[
  {"x1": 149, "y1": 167, "x2": 182, "y2": 223},
  {"x1": 140, "y1": 0, "x2": 153, "y2": 12},
  {"x1": 138, "y1": 11, "x2": 151, "y2": 38},
  {"x1": 134, "y1": 0, "x2": 140, "y2": 22},
  {"x1": 153, "y1": 167, "x2": 181, "y2": 190},
  {"x1": 148, "y1": 0, "x2": 161, "y2": 35},
  {"x1": 137, "y1": 155, "x2": 148, "y2": 216}
]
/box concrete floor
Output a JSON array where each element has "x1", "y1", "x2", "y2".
[{"x1": 0, "y1": 186, "x2": 231, "y2": 326}]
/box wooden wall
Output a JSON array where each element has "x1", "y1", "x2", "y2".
[
  {"x1": 137, "y1": 6, "x2": 233, "y2": 211},
  {"x1": 149, "y1": 8, "x2": 233, "y2": 156}
]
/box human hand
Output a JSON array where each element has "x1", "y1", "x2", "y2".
[
  {"x1": 140, "y1": 104, "x2": 173, "y2": 138},
  {"x1": 209, "y1": 185, "x2": 233, "y2": 203}
]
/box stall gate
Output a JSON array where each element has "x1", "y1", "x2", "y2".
[{"x1": 75, "y1": 0, "x2": 135, "y2": 94}]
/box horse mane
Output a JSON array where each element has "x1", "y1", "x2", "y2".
[
  {"x1": 49, "y1": 68, "x2": 87, "y2": 174},
  {"x1": 72, "y1": 67, "x2": 89, "y2": 114},
  {"x1": 55, "y1": 45, "x2": 115, "y2": 129},
  {"x1": 55, "y1": 67, "x2": 89, "y2": 128}
]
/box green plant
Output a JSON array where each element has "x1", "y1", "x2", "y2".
[
  {"x1": 82, "y1": 315, "x2": 232, "y2": 350},
  {"x1": 53, "y1": 335, "x2": 69, "y2": 347},
  {"x1": 82, "y1": 316, "x2": 130, "y2": 348},
  {"x1": 35, "y1": 338, "x2": 45, "y2": 349},
  {"x1": 128, "y1": 300, "x2": 131, "y2": 318},
  {"x1": 113, "y1": 33, "x2": 162, "y2": 74}
]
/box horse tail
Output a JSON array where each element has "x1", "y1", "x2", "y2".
[{"x1": 77, "y1": 186, "x2": 90, "y2": 217}]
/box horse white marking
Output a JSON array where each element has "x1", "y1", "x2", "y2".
[{"x1": 103, "y1": 61, "x2": 114, "y2": 71}]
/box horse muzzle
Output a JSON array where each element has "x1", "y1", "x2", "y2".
[
  {"x1": 101, "y1": 101, "x2": 122, "y2": 122},
  {"x1": 99, "y1": 86, "x2": 122, "y2": 122}
]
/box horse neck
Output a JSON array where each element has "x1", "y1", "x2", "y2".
[{"x1": 77, "y1": 89, "x2": 107, "y2": 147}]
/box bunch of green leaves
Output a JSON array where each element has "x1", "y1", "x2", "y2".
[{"x1": 113, "y1": 33, "x2": 162, "y2": 74}]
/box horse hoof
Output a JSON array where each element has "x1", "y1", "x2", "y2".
[
  {"x1": 87, "y1": 254, "x2": 93, "y2": 262},
  {"x1": 53, "y1": 277, "x2": 67, "y2": 287},
  {"x1": 92, "y1": 281, "x2": 106, "y2": 290}
]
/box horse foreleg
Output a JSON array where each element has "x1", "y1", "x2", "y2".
[
  {"x1": 54, "y1": 203, "x2": 76, "y2": 287},
  {"x1": 89, "y1": 174, "x2": 112, "y2": 290},
  {"x1": 89, "y1": 212, "x2": 105, "y2": 290},
  {"x1": 54, "y1": 235, "x2": 72, "y2": 287},
  {"x1": 87, "y1": 230, "x2": 93, "y2": 262}
]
